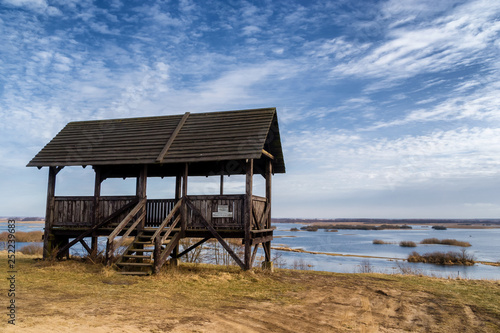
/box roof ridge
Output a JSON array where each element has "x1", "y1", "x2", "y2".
[{"x1": 155, "y1": 112, "x2": 190, "y2": 163}]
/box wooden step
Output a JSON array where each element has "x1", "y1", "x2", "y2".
[
  {"x1": 122, "y1": 254, "x2": 151, "y2": 259},
  {"x1": 128, "y1": 248, "x2": 154, "y2": 252},
  {"x1": 117, "y1": 271, "x2": 151, "y2": 276},
  {"x1": 116, "y1": 262, "x2": 152, "y2": 267}
]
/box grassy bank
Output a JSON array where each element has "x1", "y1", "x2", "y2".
[{"x1": 1, "y1": 252, "x2": 500, "y2": 332}]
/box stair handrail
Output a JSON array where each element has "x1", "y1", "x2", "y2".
[
  {"x1": 150, "y1": 198, "x2": 183, "y2": 241},
  {"x1": 106, "y1": 198, "x2": 147, "y2": 263},
  {"x1": 152, "y1": 198, "x2": 183, "y2": 273}
]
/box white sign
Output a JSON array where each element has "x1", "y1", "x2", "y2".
[{"x1": 212, "y1": 205, "x2": 233, "y2": 218}]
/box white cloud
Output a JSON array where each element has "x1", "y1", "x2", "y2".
[
  {"x1": 2, "y1": 0, "x2": 61, "y2": 15},
  {"x1": 371, "y1": 75, "x2": 500, "y2": 128},
  {"x1": 332, "y1": 0, "x2": 500, "y2": 83},
  {"x1": 284, "y1": 126, "x2": 500, "y2": 196}
]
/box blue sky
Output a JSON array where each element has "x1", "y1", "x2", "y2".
[{"x1": 1, "y1": 0, "x2": 499, "y2": 219}]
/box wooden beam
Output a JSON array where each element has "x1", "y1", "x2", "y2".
[
  {"x1": 186, "y1": 199, "x2": 245, "y2": 269},
  {"x1": 250, "y1": 244, "x2": 259, "y2": 268},
  {"x1": 92, "y1": 167, "x2": 102, "y2": 256},
  {"x1": 265, "y1": 159, "x2": 272, "y2": 261},
  {"x1": 108, "y1": 199, "x2": 146, "y2": 240},
  {"x1": 220, "y1": 174, "x2": 224, "y2": 195},
  {"x1": 175, "y1": 174, "x2": 181, "y2": 202},
  {"x1": 176, "y1": 237, "x2": 210, "y2": 258},
  {"x1": 136, "y1": 165, "x2": 147, "y2": 199},
  {"x1": 79, "y1": 239, "x2": 92, "y2": 255},
  {"x1": 43, "y1": 166, "x2": 57, "y2": 259},
  {"x1": 155, "y1": 231, "x2": 182, "y2": 273},
  {"x1": 261, "y1": 149, "x2": 274, "y2": 160},
  {"x1": 156, "y1": 112, "x2": 190, "y2": 163},
  {"x1": 244, "y1": 159, "x2": 253, "y2": 270},
  {"x1": 182, "y1": 163, "x2": 188, "y2": 232}
]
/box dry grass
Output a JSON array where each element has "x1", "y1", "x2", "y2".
[
  {"x1": 0, "y1": 230, "x2": 43, "y2": 242},
  {"x1": 420, "y1": 238, "x2": 472, "y2": 247},
  {"x1": 1, "y1": 252, "x2": 500, "y2": 332},
  {"x1": 19, "y1": 244, "x2": 43, "y2": 255}
]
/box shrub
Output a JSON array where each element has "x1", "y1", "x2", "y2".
[
  {"x1": 399, "y1": 241, "x2": 417, "y2": 247},
  {"x1": 357, "y1": 259, "x2": 374, "y2": 273},
  {"x1": 420, "y1": 238, "x2": 471, "y2": 247},
  {"x1": 19, "y1": 244, "x2": 43, "y2": 255},
  {"x1": 420, "y1": 238, "x2": 440, "y2": 244},
  {"x1": 300, "y1": 226, "x2": 319, "y2": 232},
  {"x1": 432, "y1": 225, "x2": 447, "y2": 230},
  {"x1": 373, "y1": 239, "x2": 387, "y2": 245},
  {"x1": 290, "y1": 228, "x2": 299, "y2": 231},
  {"x1": 407, "y1": 249, "x2": 475, "y2": 265}
]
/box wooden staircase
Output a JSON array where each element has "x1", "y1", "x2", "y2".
[{"x1": 115, "y1": 227, "x2": 181, "y2": 275}]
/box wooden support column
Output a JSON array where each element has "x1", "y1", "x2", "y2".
[
  {"x1": 175, "y1": 174, "x2": 182, "y2": 202},
  {"x1": 43, "y1": 166, "x2": 59, "y2": 259},
  {"x1": 181, "y1": 163, "x2": 188, "y2": 232},
  {"x1": 171, "y1": 172, "x2": 183, "y2": 267},
  {"x1": 264, "y1": 160, "x2": 272, "y2": 264},
  {"x1": 220, "y1": 174, "x2": 224, "y2": 195},
  {"x1": 91, "y1": 167, "x2": 102, "y2": 257},
  {"x1": 136, "y1": 165, "x2": 147, "y2": 231},
  {"x1": 244, "y1": 159, "x2": 253, "y2": 270}
]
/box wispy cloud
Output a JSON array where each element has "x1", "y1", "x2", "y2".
[
  {"x1": 1, "y1": 0, "x2": 499, "y2": 217},
  {"x1": 332, "y1": 0, "x2": 500, "y2": 84}
]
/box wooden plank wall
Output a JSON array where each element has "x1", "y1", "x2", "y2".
[
  {"x1": 252, "y1": 196, "x2": 267, "y2": 229},
  {"x1": 99, "y1": 196, "x2": 137, "y2": 225},
  {"x1": 52, "y1": 195, "x2": 254, "y2": 231},
  {"x1": 52, "y1": 196, "x2": 136, "y2": 227},
  {"x1": 53, "y1": 197, "x2": 94, "y2": 227},
  {"x1": 187, "y1": 195, "x2": 244, "y2": 230}
]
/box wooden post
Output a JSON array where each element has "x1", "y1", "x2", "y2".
[
  {"x1": 172, "y1": 172, "x2": 182, "y2": 267},
  {"x1": 175, "y1": 174, "x2": 182, "y2": 202},
  {"x1": 264, "y1": 160, "x2": 272, "y2": 263},
  {"x1": 136, "y1": 165, "x2": 147, "y2": 231},
  {"x1": 181, "y1": 163, "x2": 188, "y2": 232},
  {"x1": 91, "y1": 167, "x2": 102, "y2": 257},
  {"x1": 220, "y1": 174, "x2": 224, "y2": 195},
  {"x1": 244, "y1": 159, "x2": 253, "y2": 270},
  {"x1": 43, "y1": 166, "x2": 58, "y2": 259}
]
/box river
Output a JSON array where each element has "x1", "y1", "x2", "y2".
[{"x1": 4, "y1": 221, "x2": 499, "y2": 279}]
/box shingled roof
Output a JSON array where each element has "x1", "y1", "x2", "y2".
[{"x1": 27, "y1": 108, "x2": 285, "y2": 174}]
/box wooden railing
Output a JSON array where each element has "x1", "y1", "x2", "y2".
[
  {"x1": 51, "y1": 195, "x2": 259, "y2": 232},
  {"x1": 52, "y1": 196, "x2": 137, "y2": 227},
  {"x1": 187, "y1": 195, "x2": 245, "y2": 229},
  {"x1": 146, "y1": 199, "x2": 176, "y2": 227},
  {"x1": 251, "y1": 196, "x2": 270, "y2": 230},
  {"x1": 53, "y1": 196, "x2": 94, "y2": 227},
  {"x1": 152, "y1": 199, "x2": 183, "y2": 273},
  {"x1": 106, "y1": 198, "x2": 147, "y2": 263}
]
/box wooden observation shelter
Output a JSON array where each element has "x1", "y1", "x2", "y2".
[{"x1": 27, "y1": 108, "x2": 285, "y2": 275}]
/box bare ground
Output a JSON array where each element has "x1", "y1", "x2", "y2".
[{"x1": 1, "y1": 253, "x2": 500, "y2": 333}]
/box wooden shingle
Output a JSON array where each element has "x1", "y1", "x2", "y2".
[{"x1": 27, "y1": 108, "x2": 285, "y2": 174}]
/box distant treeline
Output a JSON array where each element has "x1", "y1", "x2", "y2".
[
  {"x1": 1, "y1": 217, "x2": 44, "y2": 221},
  {"x1": 300, "y1": 224, "x2": 412, "y2": 231},
  {"x1": 273, "y1": 218, "x2": 500, "y2": 225}
]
